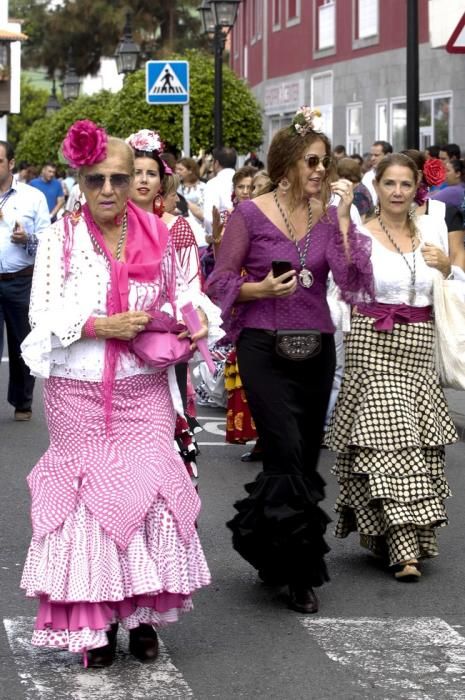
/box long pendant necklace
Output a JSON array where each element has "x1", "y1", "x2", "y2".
[
  {"x1": 273, "y1": 190, "x2": 314, "y2": 288},
  {"x1": 377, "y1": 215, "x2": 417, "y2": 305},
  {"x1": 88, "y1": 212, "x2": 128, "y2": 263}
]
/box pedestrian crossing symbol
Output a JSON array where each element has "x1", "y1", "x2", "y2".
[{"x1": 146, "y1": 61, "x2": 189, "y2": 105}]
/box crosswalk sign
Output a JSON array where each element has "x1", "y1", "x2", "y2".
[{"x1": 146, "y1": 61, "x2": 189, "y2": 105}]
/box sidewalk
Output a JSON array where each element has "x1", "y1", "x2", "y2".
[{"x1": 446, "y1": 389, "x2": 465, "y2": 442}]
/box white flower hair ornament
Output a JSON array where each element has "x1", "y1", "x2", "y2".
[
  {"x1": 291, "y1": 107, "x2": 324, "y2": 136},
  {"x1": 126, "y1": 129, "x2": 164, "y2": 153}
]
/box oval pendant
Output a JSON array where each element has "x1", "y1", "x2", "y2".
[{"x1": 298, "y1": 268, "x2": 314, "y2": 288}]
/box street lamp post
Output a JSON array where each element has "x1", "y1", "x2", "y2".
[
  {"x1": 62, "y1": 48, "x2": 81, "y2": 101},
  {"x1": 406, "y1": 0, "x2": 419, "y2": 149},
  {"x1": 198, "y1": 0, "x2": 241, "y2": 150},
  {"x1": 45, "y1": 77, "x2": 60, "y2": 115},
  {"x1": 114, "y1": 12, "x2": 141, "y2": 76}
]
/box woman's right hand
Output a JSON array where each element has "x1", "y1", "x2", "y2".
[
  {"x1": 259, "y1": 269, "x2": 297, "y2": 298},
  {"x1": 94, "y1": 311, "x2": 151, "y2": 340}
]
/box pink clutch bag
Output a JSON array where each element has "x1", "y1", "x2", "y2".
[{"x1": 129, "y1": 310, "x2": 193, "y2": 369}]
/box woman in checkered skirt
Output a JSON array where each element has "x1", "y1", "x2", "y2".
[{"x1": 326, "y1": 153, "x2": 458, "y2": 581}]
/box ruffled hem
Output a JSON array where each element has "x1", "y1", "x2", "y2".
[
  {"x1": 326, "y1": 370, "x2": 457, "y2": 452},
  {"x1": 206, "y1": 271, "x2": 248, "y2": 343},
  {"x1": 32, "y1": 593, "x2": 193, "y2": 653},
  {"x1": 21, "y1": 496, "x2": 211, "y2": 602},
  {"x1": 327, "y1": 217, "x2": 375, "y2": 305},
  {"x1": 227, "y1": 472, "x2": 330, "y2": 587}
]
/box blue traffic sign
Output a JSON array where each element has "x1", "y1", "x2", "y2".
[{"x1": 146, "y1": 61, "x2": 189, "y2": 105}]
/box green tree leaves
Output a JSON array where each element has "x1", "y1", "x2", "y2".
[{"x1": 14, "y1": 51, "x2": 263, "y2": 164}]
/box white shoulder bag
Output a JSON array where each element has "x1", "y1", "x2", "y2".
[{"x1": 433, "y1": 270, "x2": 465, "y2": 390}]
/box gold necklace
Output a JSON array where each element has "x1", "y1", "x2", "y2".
[
  {"x1": 115, "y1": 213, "x2": 128, "y2": 261},
  {"x1": 273, "y1": 190, "x2": 314, "y2": 288}
]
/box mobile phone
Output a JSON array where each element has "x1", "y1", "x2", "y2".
[{"x1": 272, "y1": 259, "x2": 293, "y2": 281}]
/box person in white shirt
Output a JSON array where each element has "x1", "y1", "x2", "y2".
[
  {"x1": 361, "y1": 140, "x2": 392, "y2": 206},
  {"x1": 202, "y1": 146, "x2": 237, "y2": 235}
]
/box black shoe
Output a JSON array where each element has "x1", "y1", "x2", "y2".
[
  {"x1": 86, "y1": 624, "x2": 118, "y2": 668},
  {"x1": 129, "y1": 624, "x2": 159, "y2": 662},
  {"x1": 240, "y1": 449, "x2": 263, "y2": 463},
  {"x1": 288, "y1": 584, "x2": 319, "y2": 614}
]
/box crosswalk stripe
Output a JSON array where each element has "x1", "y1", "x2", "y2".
[
  {"x1": 300, "y1": 617, "x2": 465, "y2": 697},
  {"x1": 4, "y1": 617, "x2": 194, "y2": 699}
]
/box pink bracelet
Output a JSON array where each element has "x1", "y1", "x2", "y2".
[{"x1": 83, "y1": 316, "x2": 98, "y2": 338}]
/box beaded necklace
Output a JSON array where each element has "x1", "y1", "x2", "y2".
[
  {"x1": 273, "y1": 190, "x2": 314, "y2": 288},
  {"x1": 377, "y1": 215, "x2": 418, "y2": 305}
]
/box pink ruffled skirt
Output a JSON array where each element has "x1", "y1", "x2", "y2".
[
  {"x1": 21, "y1": 496, "x2": 210, "y2": 653},
  {"x1": 20, "y1": 373, "x2": 211, "y2": 654}
]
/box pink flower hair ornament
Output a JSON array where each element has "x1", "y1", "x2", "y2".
[
  {"x1": 291, "y1": 106, "x2": 324, "y2": 136},
  {"x1": 61, "y1": 120, "x2": 108, "y2": 169},
  {"x1": 126, "y1": 129, "x2": 164, "y2": 154}
]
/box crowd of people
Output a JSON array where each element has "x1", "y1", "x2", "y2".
[{"x1": 0, "y1": 110, "x2": 464, "y2": 669}]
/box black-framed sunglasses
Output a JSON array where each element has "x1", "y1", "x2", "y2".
[
  {"x1": 303, "y1": 154, "x2": 332, "y2": 169},
  {"x1": 82, "y1": 173, "x2": 131, "y2": 190}
]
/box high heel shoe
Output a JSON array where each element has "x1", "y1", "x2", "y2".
[
  {"x1": 85, "y1": 623, "x2": 118, "y2": 668},
  {"x1": 129, "y1": 624, "x2": 159, "y2": 662},
  {"x1": 288, "y1": 584, "x2": 319, "y2": 614}
]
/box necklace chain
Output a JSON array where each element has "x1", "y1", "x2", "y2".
[
  {"x1": 273, "y1": 190, "x2": 313, "y2": 273},
  {"x1": 115, "y1": 213, "x2": 128, "y2": 261},
  {"x1": 377, "y1": 214, "x2": 417, "y2": 304},
  {"x1": 88, "y1": 212, "x2": 128, "y2": 264}
]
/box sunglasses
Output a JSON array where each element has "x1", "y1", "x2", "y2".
[
  {"x1": 303, "y1": 154, "x2": 332, "y2": 169},
  {"x1": 82, "y1": 173, "x2": 131, "y2": 190}
]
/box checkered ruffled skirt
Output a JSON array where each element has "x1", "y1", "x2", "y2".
[{"x1": 325, "y1": 315, "x2": 458, "y2": 566}]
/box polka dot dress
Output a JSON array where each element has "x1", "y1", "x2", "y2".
[
  {"x1": 325, "y1": 314, "x2": 458, "y2": 567},
  {"x1": 20, "y1": 372, "x2": 211, "y2": 654}
]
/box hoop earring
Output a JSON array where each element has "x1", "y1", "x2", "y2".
[
  {"x1": 374, "y1": 203, "x2": 380, "y2": 216},
  {"x1": 407, "y1": 204, "x2": 416, "y2": 221},
  {"x1": 153, "y1": 194, "x2": 165, "y2": 218},
  {"x1": 278, "y1": 178, "x2": 291, "y2": 193}
]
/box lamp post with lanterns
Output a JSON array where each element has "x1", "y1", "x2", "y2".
[
  {"x1": 62, "y1": 48, "x2": 81, "y2": 101},
  {"x1": 197, "y1": 0, "x2": 241, "y2": 150},
  {"x1": 114, "y1": 12, "x2": 141, "y2": 76}
]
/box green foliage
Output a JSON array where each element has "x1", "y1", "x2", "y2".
[
  {"x1": 15, "y1": 51, "x2": 263, "y2": 165},
  {"x1": 11, "y1": 0, "x2": 209, "y2": 77},
  {"x1": 8, "y1": 79, "x2": 50, "y2": 151}
]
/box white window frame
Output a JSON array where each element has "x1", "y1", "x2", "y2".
[
  {"x1": 352, "y1": 0, "x2": 379, "y2": 49},
  {"x1": 346, "y1": 102, "x2": 363, "y2": 155},
  {"x1": 375, "y1": 99, "x2": 388, "y2": 142},
  {"x1": 311, "y1": 70, "x2": 334, "y2": 142},
  {"x1": 272, "y1": 0, "x2": 281, "y2": 31},
  {"x1": 318, "y1": 0, "x2": 335, "y2": 50},
  {"x1": 358, "y1": 0, "x2": 378, "y2": 39},
  {"x1": 286, "y1": 0, "x2": 301, "y2": 28},
  {"x1": 389, "y1": 91, "x2": 453, "y2": 150}
]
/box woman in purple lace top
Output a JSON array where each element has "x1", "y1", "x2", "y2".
[{"x1": 207, "y1": 108, "x2": 373, "y2": 614}]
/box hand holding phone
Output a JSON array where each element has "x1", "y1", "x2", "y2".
[{"x1": 271, "y1": 259, "x2": 293, "y2": 282}]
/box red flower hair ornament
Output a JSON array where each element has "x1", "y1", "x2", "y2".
[
  {"x1": 423, "y1": 158, "x2": 447, "y2": 187},
  {"x1": 61, "y1": 120, "x2": 108, "y2": 168}
]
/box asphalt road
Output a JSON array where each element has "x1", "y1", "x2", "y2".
[{"x1": 1, "y1": 368, "x2": 465, "y2": 700}]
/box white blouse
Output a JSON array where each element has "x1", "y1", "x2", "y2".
[
  {"x1": 21, "y1": 217, "x2": 224, "y2": 412},
  {"x1": 362, "y1": 211, "x2": 449, "y2": 307}
]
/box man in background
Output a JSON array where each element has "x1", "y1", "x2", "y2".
[
  {"x1": 0, "y1": 141, "x2": 50, "y2": 421},
  {"x1": 361, "y1": 140, "x2": 393, "y2": 205},
  {"x1": 29, "y1": 162, "x2": 64, "y2": 222},
  {"x1": 203, "y1": 146, "x2": 237, "y2": 234}
]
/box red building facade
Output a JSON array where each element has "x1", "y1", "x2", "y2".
[{"x1": 230, "y1": 0, "x2": 464, "y2": 155}]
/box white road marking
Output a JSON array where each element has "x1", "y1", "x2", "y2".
[
  {"x1": 4, "y1": 617, "x2": 194, "y2": 700},
  {"x1": 301, "y1": 617, "x2": 465, "y2": 699}
]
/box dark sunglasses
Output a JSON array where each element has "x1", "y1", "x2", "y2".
[
  {"x1": 83, "y1": 173, "x2": 131, "y2": 190},
  {"x1": 303, "y1": 154, "x2": 332, "y2": 169}
]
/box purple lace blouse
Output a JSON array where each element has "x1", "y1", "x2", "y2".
[{"x1": 207, "y1": 200, "x2": 373, "y2": 340}]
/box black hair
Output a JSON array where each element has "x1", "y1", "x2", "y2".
[
  {"x1": 426, "y1": 145, "x2": 440, "y2": 158},
  {"x1": 446, "y1": 143, "x2": 461, "y2": 160},
  {"x1": 212, "y1": 146, "x2": 237, "y2": 169},
  {"x1": 0, "y1": 140, "x2": 14, "y2": 161},
  {"x1": 373, "y1": 140, "x2": 393, "y2": 155}
]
